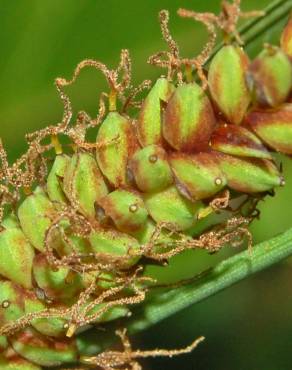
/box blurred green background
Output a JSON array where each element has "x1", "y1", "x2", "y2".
[{"x1": 0, "y1": 0, "x2": 291, "y2": 369}]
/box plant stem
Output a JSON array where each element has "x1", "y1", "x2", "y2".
[
  {"x1": 240, "y1": 0, "x2": 292, "y2": 46},
  {"x1": 128, "y1": 227, "x2": 292, "y2": 333}
]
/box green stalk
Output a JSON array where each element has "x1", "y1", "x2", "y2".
[
  {"x1": 128, "y1": 227, "x2": 292, "y2": 333},
  {"x1": 240, "y1": 0, "x2": 292, "y2": 45}
]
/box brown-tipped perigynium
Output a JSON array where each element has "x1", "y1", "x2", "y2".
[
  {"x1": 96, "y1": 112, "x2": 138, "y2": 187},
  {"x1": 248, "y1": 46, "x2": 292, "y2": 107},
  {"x1": 129, "y1": 144, "x2": 173, "y2": 192},
  {"x1": 169, "y1": 152, "x2": 226, "y2": 200},
  {"x1": 216, "y1": 152, "x2": 283, "y2": 193},
  {"x1": 210, "y1": 124, "x2": 272, "y2": 159},
  {"x1": 144, "y1": 185, "x2": 203, "y2": 231},
  {"x1": 208, "y1": 45, "x2": 251, "y2": 125},
  {"x1": 18, "y1": 187, "x2": 56, "y2": 252},
  {"x1": 89, "y1": 229, "x2": 140, "y2": 267},
  {"x1": 0, "y1": 220, "x2": 35, "y2": 289},
  {"x1": 32, "y1": 254, "x2": 84, "y2": 303},
  {"x1": 63, "y1": 152, "x2": 108, "y2": 219},
  {"x1": 47, "y1": 154, "x2": 70, "y2": 205},
  {"x1": 137, "y1": 77, "x2": 175, "y2": 146},
  {"x1": 245, "y1": 104, "x2": 292, "y2": 154},
  {"x1": 98, "y1": 189, "x2": 148, "y2": 233},
  {"x1": 163, "y1": 83, "x2": 216, "y2": 152}
]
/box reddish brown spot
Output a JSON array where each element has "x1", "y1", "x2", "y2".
[
  {"x1": 127, "y1": 121, "x2": 140, "y2": 158},
  {"x1": 163, "y1": 93, "x2": 181, "y2": 150},
  {"x1": 4, "y1": 348, "x2": 24, "y2": 362},
  {"x1": 13, "y1": 328, "x2": 74, "y2": 352},
  {"x1": 246, "y1": 105, "x2": 292, "y2": 129},
  {"x1": 191, "y1": 97, "x2": 216, "y2": 152},
  {"x1": 13, "y1": 329, "x2": 46, "y2": 347},
  {"x1": 210, "y1": 124, "x2": 269, "y2": 155},
  {"x1": 210, "y1": 58, "x2": 222, "y2": 108}
]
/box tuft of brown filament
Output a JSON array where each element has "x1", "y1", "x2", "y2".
[{"x1": 81, "y1": 328, "x2": 205, "y2": 370}]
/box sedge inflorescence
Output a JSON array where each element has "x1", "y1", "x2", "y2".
[{"x1": 0, "y1": 0, "x2": 292, "y2": 369}]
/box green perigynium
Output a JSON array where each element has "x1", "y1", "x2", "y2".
[
  {"x1": 246, "y1": 104, "x2": 292, "y2": 155},
  {"x1": 137, "y1": 77, "x2": 175, "y2": 146},
  {"x1": 208, "y1": 45, "x2": 251, "y2": 124},
  {"x1": 248, "y1": 45, "x2": 292, "y2": 107}
]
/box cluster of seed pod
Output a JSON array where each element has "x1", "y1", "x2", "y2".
[{"x1": 0, "y1": 1, "x2": 292, "y2": 369}]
